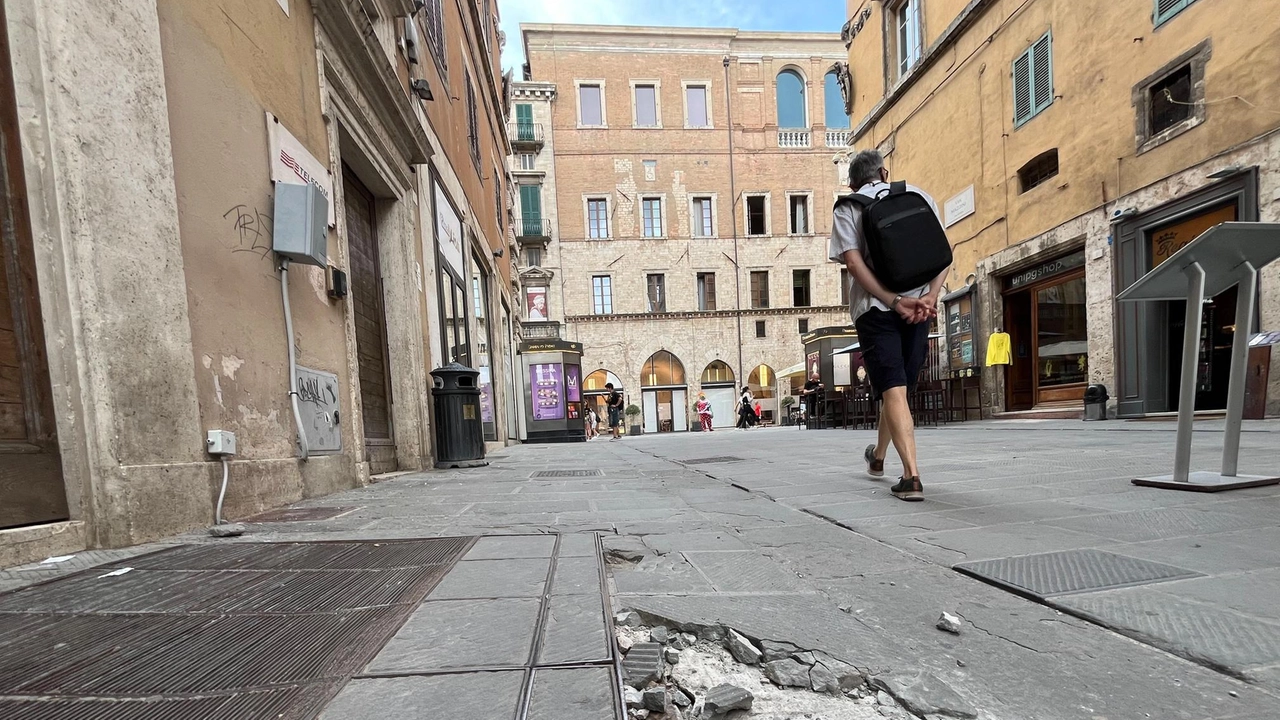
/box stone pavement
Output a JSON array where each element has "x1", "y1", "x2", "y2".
[{"x1": 0, "y1": 418, "x2": 1277, "y2": 719}]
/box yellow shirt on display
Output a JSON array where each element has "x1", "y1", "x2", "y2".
[{"x1": 986, "y1": 332, "x2": 1012, "y2": 366}]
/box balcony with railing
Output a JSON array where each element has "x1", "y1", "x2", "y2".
[
  {"x1": 777, "y1": 129, "x2": 811, "y2": 148},
  {"x1": 825, "y1": 129, "x2": 851, "y2": 148},
  {"x1": 516, "y1": 216, "x2": 551, "y2": 242},
  {"x1": 521, "y1": 321, "x2": 561, "y2": 340},
  {"x1": 509, "y1": 122, "x2": 544, "y2": 150}
]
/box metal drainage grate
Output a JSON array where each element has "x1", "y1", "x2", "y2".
[
  {"x1": 0, "y1": 538, "x2": 475, "y2": 720},
  {"x1": 681, "y1": 456, "x2": 745, "y2": 465},
  {"x1": 246, "y1": 506, "x2": 356, "y2": 523},
  {"x1": 954, "y1": 549, "x2": 1202, "y2": 599},
  {"x1": 530, "y1": 470, "x2": 604, "y2": 478}
]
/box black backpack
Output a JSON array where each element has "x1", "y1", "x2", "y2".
[{"x1": 836, "y1": 181, "x2": 952, "y2": 292}]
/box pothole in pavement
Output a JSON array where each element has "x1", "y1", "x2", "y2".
[{"x1": 613, "y1": 619, "x2": 910, "y2": 720}]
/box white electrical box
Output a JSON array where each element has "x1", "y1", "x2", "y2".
[
  {"x1": 272, "y1": 181, "x2": 328, "y2": 267},
  {"x1": 207, "y1": 430, "x2": 237, "y2": 456}
]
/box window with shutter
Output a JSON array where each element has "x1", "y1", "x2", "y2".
[
  {"x1": 1012, "y1": 31, "x2": 1053, "y2": 127},
  {"x1": 1155, "y1": 0, "x2": 1196, "y2": 26}
]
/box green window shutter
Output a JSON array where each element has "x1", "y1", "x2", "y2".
[
  {"x1": 1012, "y1": 50, "x2": 1032, "y2": 126},
  {"x1": 1155, "y1": 0, "x2": 1194, "y2": 26},
  {"x1": 515, "y1": 104, "x2": 534, "y2": 142},
  {"x1": 519, "y1": 185, "x2": 542, "y2": 235},
  {"x1": 1032, "y1": 32, "x2": 1053, "y2": 115}
]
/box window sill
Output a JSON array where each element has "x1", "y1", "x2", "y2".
[
  {"x1": 1137, "y1": 116, "x2": 1204, "y2": 155},
  {"x1": 683, "y1": 125, "x2": 715, "y2": 130},
  {"x1": 577, "y1": 124, "x2": 609, "y2": 130},
  {"x1": 632, "y1": 125, "x2": 664, "y2": 130}
]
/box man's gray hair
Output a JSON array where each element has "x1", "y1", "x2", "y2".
[{"x1": 848, "y1": 149, "x2": 885, "y2": 188}]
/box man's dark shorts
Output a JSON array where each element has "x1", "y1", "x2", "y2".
[
  {"x1": 608, "y1": 407, "x2": 622, "y2": 428},
  {"x1": 855, "y1": 308, "x2": 930, "y2": 402}
]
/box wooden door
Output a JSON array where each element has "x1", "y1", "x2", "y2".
[
  {"x1": 0, "y1": 8, "x2": 68, "y2": 529},
  {"x1": 342, "y1": 166, "x2": 396, "y2": 474},
  {"x1": 1004, "y1": 291, "x2": 1034, "y2": 411}
]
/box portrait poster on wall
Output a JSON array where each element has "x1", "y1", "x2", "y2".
[{"x1": 526, "y1": 286, "x2": 549, "y2": 321}]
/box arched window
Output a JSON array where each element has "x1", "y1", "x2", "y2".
[
  {"x1": 700, "y1": 361, "x2": 735, "y2": 386},
  {"x1": 824, "y1": 72, "x2": 849, "y2": 129},
  {"x1": 775, "y1": 69, "x2": 807, "y2": 129},
  {"x1": 748, "y1": 364, "x2": 776, "y2": 399},
  {"x1": 641, "y1": 351, "x2": 686, "y2": 387},
  {"x1": 583, "y1": 369, "x2": 622, "y2": 392}
]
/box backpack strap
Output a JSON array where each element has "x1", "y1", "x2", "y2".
[{"x1": 889, "y1": 180, "x2": 908, "y2": 195}]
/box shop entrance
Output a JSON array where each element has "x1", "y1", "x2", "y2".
[
  {"x1": 1001, "y1": 253, "x2": 1088, "y2": 411},
  {"x1": 640, "y1": 351, "x2": 687, "y2": 433}
]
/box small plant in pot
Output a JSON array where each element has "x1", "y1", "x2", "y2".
[{"x1": 625, "y1": 404, "x2": 642, "y2": 435}]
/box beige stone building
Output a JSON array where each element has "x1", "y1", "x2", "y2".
[
  {"x1": 0, "y1": 0, "x2": 517, "y2": 566},
  {"x1": 843, "y1": 0, "x2": 1280, "y2": 418},
  {"x1": 512, "y1": 24, "x2": 853, "y2": 432}
]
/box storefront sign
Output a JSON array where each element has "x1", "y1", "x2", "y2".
[
  {"x1": 1150, "y1": 204, "x2": 1237, "y2": 269},
  {"x1": 566, "y1": 365, "x2": 581, "y2": 402},
  {"x1": 478, "y1": 367, "x2": 494, "y2": 424},
  {"x1": 530, "y1": 363, "x2": 564, "y2": 421},
  {"x1": 267, "y1": 113, "x2": 334, "y2": 225},
  {"x1": 944, "y1": 185, "x2": 975, "y2": 228},
  {"x1": 833, "y1": 353, "x2": 851, "y2": 387},
  {"x1": 435, "y1": 181, "x2": 465, "y2": 277},
  {"x1": 1006, "y1": 251, "x2": 1085, "y2": 290}
]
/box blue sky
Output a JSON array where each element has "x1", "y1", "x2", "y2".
[{"x1": 498, "y1": 0, "x2": 848, "y2": 71}]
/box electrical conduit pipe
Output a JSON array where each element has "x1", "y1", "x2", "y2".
[{"x1": 280, "y1": 257, "x2": 310, "y2": 460}]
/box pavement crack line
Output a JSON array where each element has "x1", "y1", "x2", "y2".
[
  {"x1": 962, "y1": 617, "x2": 1045, "y2": 655},
  {"x1": 911, "y1": 537, "x2": 968, "y2": 557}
]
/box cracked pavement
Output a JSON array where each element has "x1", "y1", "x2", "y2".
[{"x1": 4, "y1": 419, "x2": 1278, "y2": 719}]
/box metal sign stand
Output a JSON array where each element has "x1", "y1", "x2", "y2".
[{"x1": 1117, "y1": 222, "x2": 1280, "y2": 492}]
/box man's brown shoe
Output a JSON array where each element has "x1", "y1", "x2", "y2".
[
  {"x1": 890, "y1": 476, "x2": 924, "y2": 501},
  {"x1": 864, "y1": 444, "x2": 884, "y2": 478}
]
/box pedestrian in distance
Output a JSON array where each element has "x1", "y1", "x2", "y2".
[
  {"x1": 605, "y1": 383, "x2": 625, "y2": 440},
  {"x1": 736, "y1": 386, "x2": 755, "y2": 429},
  {"x1": 695, "y1": 392, "x2": 714, "y2": 432},
  {"x1": 830, "y1": 149, "x2": 952, "y2": 501},
  {"x1": 584, "y1": 406, "x2": 598, "y2": 440}
]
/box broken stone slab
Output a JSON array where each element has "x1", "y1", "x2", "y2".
[
  {"x1": 616, "y1": 611, "x2": 643, "y2": 628},
  {"x1": 725, "y1": 629, "x2": 763, "y2": 665},
  {"x1": 618, "y1": 633, "x2": 635, "y2": 652},
  {"x1": 664, "y1": 647, "x2": 681, "y2": 664},
  {"x1": 642, "y1": 687, "x2": 668, "y2": 712},
  {"x1": 810, "y1": 661, "x2": 840, "y2": 694},
  {"x1": 870, "y1": 672, "x2": 978, "y2": 719},
  {"x1": 650, "y1": 626, "x2": 670, "y2": 644},
  {"x1": 793, "y1": 650, "x2": 817, "y2": 666},
  {"x1": 604, "y1": 537, "x2": 649, "y2": 564},
  {"x1": 936, "y1": 611, "x2": 963, "y2": 635},
  {"x1": 670, "y1": 632, "x2": 697, "y2": 650},
  {"x1": 623, "y1": 642, "x2": 664, "y2": 688},
  {"x1": 629, "y1": 710, "x2": 649, "y2": 720},
  {"x1": 759, "y1": 639, "x2": 803, "y2": 663},
  {"x1": 672, "y1": 686, "x2": 693, "y2": 708},
  {"x1": 763, "y1": 658, "x2": 811, "y2": 688},
  {"x1": 623, "y1": 687, "x2": 644, "y2": 708},
  {"x1": 703, "y1": 684, "x2": 753, "y2": 716},
  {"x1": 813, "y1": 651, "x2": 866, "y2": 693}
]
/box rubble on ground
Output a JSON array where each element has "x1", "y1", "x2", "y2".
[{"x1": 935, "y1": 612, "x2": 963, "y2": 635}]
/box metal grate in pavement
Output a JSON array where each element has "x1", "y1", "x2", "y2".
[
  {"x1": 111, "y1": 537, "x2": 473, "y2": 571},
  {"x1": 0, "y1": 686, "x2": 314, "y2": 720},
  {"x1": 530, "y1": 469, "x2": 603, "y2": 478},
  {"x1": 954, "y1": 549, "x2": 1202, "y2": 599},
  {"x1": 681, "y1": 456, "x2": 745, "y2": 465},
  {"x1": 246, "y1": 506, "x2": 356, "y2": 523}
]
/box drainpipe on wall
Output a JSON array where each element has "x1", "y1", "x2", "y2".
[{"x1": 724, "y1": 56, "x2": 745, "y2": 384}]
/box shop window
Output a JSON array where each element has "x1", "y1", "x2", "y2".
[
  {"x1": 750, "y1": 271, "x2": 770, "y2": 309},
  {"x1": 746, "y1": 195, "x2": 768, "y2": 236},
  {"x1": 642, "y1": 350, "x2": 685, "y2": 386},
  {"x1": 1134, "y1": 41, "x2": 1210, "y2": 153},
  {"x1": 697, "y1": 272, "x2": 717, "y2": 311},
  {"x1": 592, "y1": 275, "x2": 613, "y2": 315},
  {"x1": 1036, "y1": 277, "x2": 1089, "y2": 388},
  {"x1": 756, "y1": 320, "x2": 767, "y2": 338},
  {"x1": 1018, "y1": 149, "x2": 1059, "y2": 193},
  {"x1": 702, "y1": 360, "x2": 734, "y2": 384},
  {"x1": 792, "y1": 269, "x2": 811, "y2": 307},
  {"x1": 1013, "y1": 31, "x2": 1053, "y2": 127},
  {"x1": 647, "y1": 273, "x2": 666, "y2": 313}
]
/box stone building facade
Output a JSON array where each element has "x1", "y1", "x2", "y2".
[
  {"x1": 512, "y1": 24, "x2": 852, "y2": 432},
  {"x1": 844, "y1": 0, "x2": 1280, "y2": 418},
  {"x1": 0, "y1": 0, "x2": 516, "y2": 566}
]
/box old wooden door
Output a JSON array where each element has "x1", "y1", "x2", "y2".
[
  {"x1": 0, "y1": 7, "x2": 68, "y2": 529},
  {"x1": 342, "y1": 166, "x2": 396, "y2": 474}
]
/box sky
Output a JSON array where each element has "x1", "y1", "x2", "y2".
[{"x1": 498, "y1": 0, "x2": 849, "y2": 72}]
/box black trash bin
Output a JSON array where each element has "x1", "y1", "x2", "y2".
[
  {"x1": 430, "y1": 362, "x2": 488, "y2": 468},
  {"x1": 1083, "y1": 384, "x2": 1109, "y2": 421}
]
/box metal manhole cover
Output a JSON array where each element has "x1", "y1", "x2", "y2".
[
  {"x1": 954, "y1": 549, "x2": 1202, "y2": 599},
  {"x1": 530, "y1": 470, "x2": 603, "y2": 478},
  {"x1": 682, "y1": 456, "x2": 744, "y2": 465},
  {"x1": 0, "y1": 538, "x2": 476, "y2": 719},
  {"x1": 246, "y1": 506, "x2": 356, "y2": 523}
]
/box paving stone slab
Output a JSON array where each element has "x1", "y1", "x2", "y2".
[
  {"x1": 552, "y1": 555, "x2": 603, "y2": 595},
  {"x1": 683, "y1": 551, "x2": 806, "y2": 593},
  {"x1": 463, "y1": 535, "x2": 557, "y2": 560},
  {"x1": 955, "y1": 549, "x2": 1203, "y2": 598},
  {"x1": 364, "y1": 598, "x2": 539, "y2": 671},
  {"x1": 526, "y1": 667, "x2": 616, "y2": 720},
  {"x1": 640, "y1": 532, "x2": 750, "y2": 555},
  {"x1": 1043, "y1": 507, "x2": 1279, "y2": 543},
  {"x1": 1056, "y1": 589, "x2": 1280, "y2": 672},
  {"x1": 538, "y1": 593, "x2": 610, "y2": 664},
  {"x1": 426, "y1": 558, "x2": 550, "y2": 599},
  {"x1": 322, "y1": 672, "x2": 523, "y2": 719}
]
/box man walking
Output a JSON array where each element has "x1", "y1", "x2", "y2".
[
  {"x1": 605, "y1": 383, "x2": 624, "y2": 440},
  {"x1": 830, "y1": 150, "x2": 950, "y2": 500}
]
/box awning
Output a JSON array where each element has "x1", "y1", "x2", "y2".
[{"x1": 779, "y1": 362, "x2": 806, "y2": 378}]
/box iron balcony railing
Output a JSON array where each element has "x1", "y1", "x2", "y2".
[
  {"x1": 517, "y1": 217, "x2": 551, "y2": 238},
  {"x1": 509, "y1": 122, "x2": 544, "y2": 146}
]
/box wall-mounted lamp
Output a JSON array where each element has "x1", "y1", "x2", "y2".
[
  {"x1": 1111, "y1": 207, "x2": 1139, "y2": 222},
  {"x1": 411, "y1": 79, "x2": 434, "y2": 101},
  {"x1": 1206, "y1": 165, "x2": 1243, "y2": 179},
  {"x1": 493, "y1": 247, "x2": 504, "y2": 258}
]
